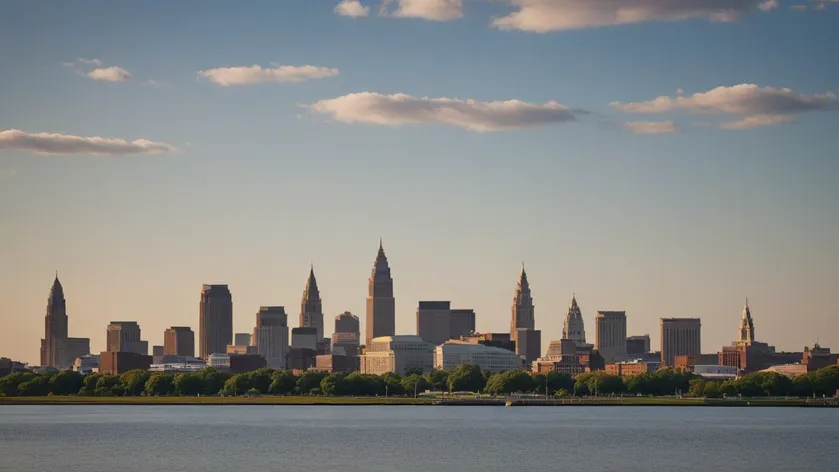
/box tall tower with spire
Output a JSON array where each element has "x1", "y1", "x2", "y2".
[
  {"x1": 40, "y1": 273, "x2": 68, "y2": 367},
  {"x1": 510, "y1": 264, "x2": 535, "y2": 333},
  {"x1": 738, "y1": 298, "x2": 755, "y2": 345},
  {"x1": 563, "y1": 294, "x2": 586, "y2": 344},
  {"x1": 366, "y1": 239, "x2": 395, "y2": 346},
  {"x1": 300, "y1": 265, "x2": 324, "y2": 340}
]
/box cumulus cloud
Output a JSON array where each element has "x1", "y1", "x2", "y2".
[
  {"x1": 335, "y1": 0, "x2": 370, "y2": 17},
  {"x1": 197, "y1": 64, "x2": 340, "y2": 86},
  {"x1": 86, "y1": 66, "x2": 132, "y2": 82},
  {"x1": 611, "y1": 84, "x2": 838, "y2": 129},
  {"x1": 492, "y1": 0, "x2": 775, "y2": 32},
  {"x1": 0, "y1": 129, "x2": 179, "y2": 156},
  {"x1": 759, "y1": 0, "x2": 780, "y2": 10},
  {"x1": 623, "y1": 121, "x2": 680, "y2": 134},
  {"x1": 307, "y1": 92, "x2": 583, "y2": 132},
  {"x1": 380, "y1": 0, "x2": 464, "y2": 21}
]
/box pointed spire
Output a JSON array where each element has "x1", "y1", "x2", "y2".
[
  {"x1": 303, "y1": 265, "x2": 320, "y2": 302},
  {"x1": 570, "y1": 293, "x2": 578, "y2": 309}
]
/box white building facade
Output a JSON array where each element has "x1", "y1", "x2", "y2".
[
  {"x1": 435, "y1": 341, "x2": 519, "y2": 373},
  {"x1": 360, "y1": 335, "x2": 434, "y2": 375}
]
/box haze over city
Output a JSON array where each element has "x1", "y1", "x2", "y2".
[{"x1": 2, "y1": 1, "x2": 838, "y2": 365}]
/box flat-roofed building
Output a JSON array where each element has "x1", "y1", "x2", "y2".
[
  {"x1": 292, "y1": 327, "x2": 318, "y2": 351},
  {"x1": 315, "y1": 354, "x2": 357, "y2": 373},
  {"x1": 626, "y1": 335, "x2": 651, "y2": 357},
  {"x1": 435, "y1": 340, "x2": 520, "y2": 373},
  {"x1": 199, "y1": 284, "x2": 233, "y2": 358},
  {"x1": 449, "y1": 309, "x2": 476, "y2": 339},
  {"x1": 252, "y1": 306, "x2": 288, "y2": 370},
  {"x1": 164, "y1": 327, "x2": 195, "y2": 357},
  {"x1": 660, "y1": 318, "x2": 701, "y2": 367},
  {"x1": 360, "y1": 335, "x2": 434, "y2": 375},
  {"x1": 417, "y1": 301, "x2": 451, "y2": 346},
  {"x1": 107, "y1": 321, "x2": 147, "y2": 354},
  {"x1": 595, "y1": 311, "x2": 627, "y2": 363},
  {"x1": 605, "y1": 359, "x2": 659, "y2": 376},
  {"x1": 331, "y1": 331, "x2": 360, "y2": 357},
  {"x1": 99, "y1": 351, "x2": 152, "y2": 375},
  {"x1": 460, "y1": 333, "x2": 515, "y2": 353}
]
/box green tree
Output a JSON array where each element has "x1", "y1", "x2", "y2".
[
  {"x1": 18, "y1": 375, "x2": 51, "y2": 396},
  {"x1": 447, "y1": 364, "x2": 486, "y2": 393},
  {"x1": 174, "y1": 373, "x2": 205, "y2": 396},
  {"x1": 297, "y1": 371, "x2": 329, "y2": 395},
  {"x1": 248, "y1": 368, "x2": 274, "y2": 394},
  {"x1": 200, "y1": 367, "x2": 231, "y2": 396},
  {"x1": 688, "y1": 378, "x2": 706, "y2": 397},
  {"x1": 268, "y1": 370, "x2": 298, "y2": 395},
  {"x1": 95, "y1": 375, "x2": 121, "y2": 396},
  {"x1": 401, "y1": 374, "x2": 431, "y2": 396},
  {"x1": 382, "y1": 373, "x2": 405, "y2": 395},
  {"x1": 344, "y1": 373, "x2": 384, "y2": 396},
  {"x1": 119, "y1": 370, "x2": 150, "y2": 396},
  {"x1": 320, "y1": 373, "x2": 348, "y2": 395},
  {"x1": 719, "y1": 380, "x2": 738, "y2": 397},
  {"x1": 703, "y1": 381, "x2": 721, "y2": 398},
  {"x1": 545, "y1": 372, "x2": 575, "y2": 395},
  {"x1": 484, "y1": 370, "x2": 533, "y2": 395},
  {"x1": 144, "y1": 373, "x2": 175, "y2": 396},
  {"x1": 49, "y1": 370, "x2": 84, "y2": 396},
  {"x1": 79, "y1": 373, "x2": 103, "y2": 396},
  {"x1": 555, "y1": 388, "x2": 570, "y2": 398},
  {"x1": 425, "y1": 370, "x2": 449, "y2": 391},
  {"x1": 221, "y1": 374, "x2": 250, "y2": 396}
]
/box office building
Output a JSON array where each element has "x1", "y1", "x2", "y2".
[
  {"x1": 660, "y1": 318, "x2": 702, "y2": 366},
  {"x1": 207, "y1": 353, "x2": 230, "y2": 369},
  {"x1": 360, "y1": 335, "x2": 434, "y2": 375},
  {"x1": 315, "y1": 354, "x2": 357, "y2": 373},
  {"x1": 515, "y1": 328, "x2": 542, "y2": 365},
  {"x1": 510, "y1": 264, "x2": 540, "y2": 363},
  {"x1": 252, "y1": 306, "x2": 289, "y2": 370},
  {"x1": 229, "y1": 354, "x2": 266, "y2": 374},
  {"x1": 72, "y1": 354, "x2": 99, "y2": 375},
  {"x1": 366, "y1": 240, "x2": 396, "y2": 346},
  {"x1": 286, "y1": 348, "x2": 317, "y2": 371},
  {"x1": 416, "y1": 301, "x2": 451, "y2": 346},
  {"x1": 435, "y1": 340, "x2": 520, "y2": 373},
  {"x1": 234, "y1": 333, "x2": 251, "y2": 346},
  {"x1": 106, "y1": 321, "x2": 148, "y2": 355},
  {"x1": 164, "y1": 326, "x2": 195, "y2": 357},
  {"x1": 335, "y1": 311, "x2": 360, "y2": 336},
  {"x1": 199, "y1": 284, "x2": 233, "y2": 358},
  {"x1": 595, "y1": 311, "x2": 627, "y2": 363},
  {"x1": 99, "y1": 351, "x2": 152, "y2": 375},
  {"x1": 40, "y1": 274, "x2": 91, "y2": 369},
  {"x1": 562, "y1": 294, "x2": 586, "y2": 344},
  {"x1": 460, "y1": 333, "x2": 516, "y2": 353},
  {"x1": 449, "y1": 309, "x2": 476, "y2": 339},
  {"x1": 300, "y1": 266, "x2": 324, "y2": 341},
  {"x1": 545, "y1": 339, "x2": 577, "y2": 358},
  {"x1": 331, "y1": 331, "x2": 360, "y2": 356},
  {"x1": 626, "y1": 335, "x2": 651, "y2": 357},
  {"x1": 606, "y1": 359, "x2": 660, "y2": 376},
  {"x1": 292, "y1": 327, "x2": 318, "y2": 351},
  {"x1": 152, "y1": 345, "x2": 165, "y2": 357},
  {"x1": 226, "y1": 344, "x2": 258, "y2": 355}
]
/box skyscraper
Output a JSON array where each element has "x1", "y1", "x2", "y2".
[
  {"x1": 449, "y1": 309, "x2": 476, "y2": 339},
  {"x1": 739, "y1": 298, "x2": 755, "y2": 344},
  {"x1": 253, "y1": 306, "x2": 288, "y2": 370},
  {"x1": 416, "y1": 301, "x2": 452, "y2": 346},
  {"x1": 660, "y1": 318, "x2": 702, "y2": 366},
  {"x1": 335, "y1": 311, "x2": 360, "y2": 335},
  {"x1": 164, "y1": 326, "x2": 195, "y2": 357},
  {"x1": 333, "y1": 311, "x2": 361, "y2": 357},
  {"x1": 562, "y1": 294, "x2": 586, "y2": 344},
  {"x1": 40, "y1": 274, "x2": 90, "y2": 369},
  {"x1": 300, "y1": 265, "x2": 324, "y2": 341},
  {"x1": 199, "y1": 284, "x2": 233, "y2": 358},
  {"x1": 510, "y1": 265, "x2": 540, "y2": 363},
  {"x1": 510, "y1": 264, "x2": 535, "y2": 333},
  {"x1": 107, "y1": 321, "x2": 147, "y2": 354},
  {"x1": 366, "y1": 240, "x2": 395, "y2": 346},
  {"x1": 595, "y1": 311, "x2": 627, "y2": 363}
]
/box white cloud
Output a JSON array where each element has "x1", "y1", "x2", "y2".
[
  {"x1": 86, "y1": 66, "x2": 132, "y2": 82},
  {"x1": 0, "y1": 129, "x2": 179, "y2": 156},
  {"x1": 197, "y1": 64, "x2": 340, "y2": 86},
  {"x1": 623, "y1": 121, "x2": 680, "y2": 134},
  {"x1": 611, "y1": 84, "x2": 838, "y2": 129},
  {"x1": 335, "y1": 0, "x2": 370, "y2": 17},
  {"x1": 380, "y1": 0, "x2": 464, "y2": 21},
  {"x1": 307, "y1": 92, "x2": 582, "y2": 132},
  {"x1": 720, "y1": 114, "x2": 795, "y2": 129},
  {"x1": 758, "y1": 0, "x2": 780, "y2": 10},
  {"x1": 492, "y1": 0, "x2": 774, "y2": 32}
]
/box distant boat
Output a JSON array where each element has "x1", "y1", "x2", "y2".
[{"x1": 505, "y1": 401, "x2": 513, "y2": 407}]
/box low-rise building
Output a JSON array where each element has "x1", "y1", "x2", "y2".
[
  {"x1": 532, "y1": 357, "x2": 586, "y2": 376},
  {"x1": 207, "y1": 353, "x2": 230, "y2": 369},
  {"x1": 459, "y1": 333, "x2": 515, "y2": 353},
  {"x1": 435, "y1": 340, "x2": 520, "y2": 373},
  {"x1": 229, "y1": 354, "x2": 266, "y2": 374},
  {"x1": 72, "y1": 354, "x2": 100, "y2": 375},
  {"x1": 694, "y1": 365, "x2": 737, "y2": 380},
  {"x1": 360, "y1": 335, "x2": 434, "y2": 375},
  {"x1": 0, "y1": 357, "x2": 29, "y2": 377},
  {"x1": 605, "y1": 359, "x2": 660, "y2": 376},
  {"x1": 315, "y1": 354, "x2": 357, "y2": 373},
  {"x1": 99, "y1": 351, "x2": 152, "y2": 375},
  {"x1": 761, "y1": 363, "x2": 808, "y2": 378},
  {"x1": 286, "y1": 348, "x2": 317, "y2": 371}
]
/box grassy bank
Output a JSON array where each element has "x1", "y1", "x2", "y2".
[{"x1": 1, "y1": 395, "x2": 834, "y2": 407}]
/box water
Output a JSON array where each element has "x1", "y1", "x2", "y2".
[{"x1": 0, "y1": 405, "x2": 836, "y2": 472}]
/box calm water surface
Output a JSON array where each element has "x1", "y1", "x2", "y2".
[{"x1": 0, "y1": 405, "x2": 836, "y2": 472}]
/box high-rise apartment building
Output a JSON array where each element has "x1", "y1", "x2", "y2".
[
  {"x1": 511, "y1": 265, "x2": 540, "y2": 363},
  {"x1": 595, "y1": 311, "x2": 627, "y2": 363},
  {"x1": 300, "y1": 266, "x2": 324, "y2": 341},
  {"x1": 366, "y1": 240, "x2": 395, "y2": 346},
  {"x1": 40, "y1": 274, "x2": 90, "y2": 369},
  {"x1": 450, "y1": 309, "x2": 476, "y2": 339},
  {"x1": 416, "y1": 301, "x2": 451, "y2": 346},
  {"x1": 660, "y1": 318, "x2": 701, "y2": 367},
  {"x1": 164, "y1": 326, "x2": 195, "y2": 357},
  {"x1": 252, "y1": 306, "x2": 288, "y2": 370},
  {"x1": 199, "y1": 284, "x2": 233, "y2": 358},
  {"x1": 107, "y1": 321, "x2": 147, "y2": 354},
  {"x1": 562, "y1": 295, "x2": 586, "y2": 344}
]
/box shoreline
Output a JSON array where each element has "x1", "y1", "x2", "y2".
[{"x1": 1, "y1": 396, "x2": 836, "y2": 407}]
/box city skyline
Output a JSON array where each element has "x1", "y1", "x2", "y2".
[{"x1": 2, "y1": 2, "x2": 838, "y2": 364}]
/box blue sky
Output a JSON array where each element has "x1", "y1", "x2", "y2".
[{"x1": 2, "y1": 0, "x2": 838, "y2": 364}]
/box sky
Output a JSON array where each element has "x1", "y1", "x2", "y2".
[{"x1": 1, "y1": 0, "x2": 838, "y2": 365}]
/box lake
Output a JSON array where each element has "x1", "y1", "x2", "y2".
[{"x1": 0, "y1": 406, "x2": 836, "y2": 472}]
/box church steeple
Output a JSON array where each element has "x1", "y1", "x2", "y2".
[{"x1": 739, "y1": 297, "x2": 755, "y2": 344}]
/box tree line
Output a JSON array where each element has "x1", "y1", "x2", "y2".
[{"x1": 1, "y1": 364, "x2": 837, "y2": 398}]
